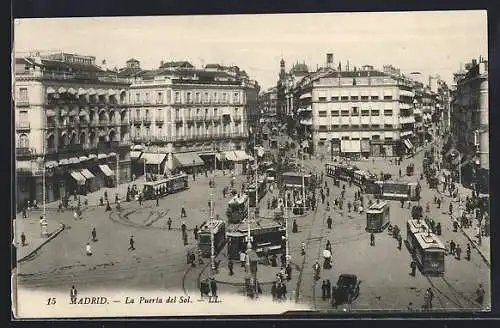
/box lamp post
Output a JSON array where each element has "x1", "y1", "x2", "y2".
[
  {"x1": 284, "y1": 192, "x2": 289, "y2": 267},
  {"x1": 210, "y1": 192, "x2": 216, "y2": 274},
  {"x1": 116, "y1": 151, "x2": 119, "y2": 196}
]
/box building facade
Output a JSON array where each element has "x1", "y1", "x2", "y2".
[
  {"x1": 122, "y1": 60, "x2": 259, "y2": 176},
  {"x1": 294, "y1": 64, "x2": 415, "y2": 158},
  {"x1": 14, "y1": 52, "x2": 131, "y2": 209},
  {"x1": 450, "y1": 58, "x2": 489, "y2": 192}
]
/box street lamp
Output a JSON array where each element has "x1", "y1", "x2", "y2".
[
  {"x1": 284, "y1": 193, "x2": 290, "y2": 267},
  {"x1": 209, "y1": 192, "x2": 216, "y2": 274}
]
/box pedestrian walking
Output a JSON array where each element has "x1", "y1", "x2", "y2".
[
  {"x1": 167, "y1": 217, "x2": 172, "y2": 230},
  {"x1": 455, "y1": 244, "x2": 462, "y2": 260},
  {"x1": 240, "y1": 251, "x2": 246, "y2": 268},
  {"x1": 476, "y1": 284, "x2": 485, "y2": 305},
  {"x1": 20, "y1": 232, "x2": 26, "y2": 246},
  {"x1": 228, "y1": 259, "x2": 234, "y2": 276},
  {"x1": 156, "y1": 196, "x2": 159, "y2": 207},
  {"x1": 450, "y1": 240, "x2": 456, "y2": 255},
  {"x1": 321, "y1": 280, "x2": 327, "y2": 300},
  {"x1": 181, "y1": 222, "x2": 187, "y2": 234},
  {"x1": 370, "y1": 233, "x2": 375, "y2": 246},
  {"x1": 327, "y1": 216, "x2": 332, "y2": 229},
  {"x1": 86, "y1": 243, "x2": 93, "y2": 256},
  {"x1": 271, "y1": 282, "x2": 277, "y2": 301},
  {"x1": 427, "y1": 288, "x2": 434, "y2": 309},
  {"x1": 292, "y1": 219, "x2": 298, "y2": 233},
  {"x1": 91, "y1": 227, "x2": 97, "y2": 242},
  {"x1": 449, "y1": 203, "x2": 453, "y2": 215},
  {"x1": 181, "y1": 207, "x2": 187, "y2": 218},
  {"x1": 466, "y1": 243, "x2": 471, "y2": 261},
  {"x1": 326, "y1": 279, "x2": 331, "y2": 299},
  {"x1": 183, "y1": 231, "x2": 188, "y2": 245},
  {"x1": 128, "y1": 235, "x2": 135, "y2": 251},
  {"x1": 70, "y1": 285, "x2": 78, "y2": 304},
  {"x1": 209, "y1": 277, "x2": 218, "y2": 297},
  {"x1": 410, "y1": 260, "x2": 417, "y2": 276},
  {"x1": 193, "y1": 225, "x2": 199, "y2": 240},
  {"x1": 397, "y1": 234, "x2": 402, "y2": 250}
]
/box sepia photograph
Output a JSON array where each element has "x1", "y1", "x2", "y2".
[{"x1": 11, "y1": 10, "x2": 490, "y2": 318}]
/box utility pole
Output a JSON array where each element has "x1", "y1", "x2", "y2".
[
  {"x1": 254, "y1": 133, "x2": 258, "y2": 220},
  {"x1": 116, "y1": 151, "x2": 119, "y2": 196},
  {"x1": 301, "y1": 146, "x2": 305, "y2": 210},
  {"x1": 284, "y1": 192, "x2": 289, "y2": 267},
  {"x1": 210, "y1": 191, "x2": 216, "y2": 274}
]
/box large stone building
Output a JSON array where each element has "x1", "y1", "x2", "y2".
[
  {"x1": 293, "y1": 62, "x2": 416, "y2": 159},
  {"x1": 450, "y1": 57, "x2": 489, "y2": 192},
  {"x1": 14, "y1": 52, "x2": 132, "y2": 209},
  {"x1": 119, "y1": 59, "x2": 260, "y2": 176}
]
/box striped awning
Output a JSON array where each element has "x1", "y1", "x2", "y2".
[
  {"x1": 80, "y1": 168, "x2": 95, "y2": 179},
  {"x1": 132, "y1": 145, "x2": 144, "y2": 151},
  {"x1": 108, "y1": 89, "x2": 116, "y2": 96},
  {"x1": 70, "y1": 171, "x2": 86, "y2": 185},
  {"x1": 97, "y1": 89, "x2": 106, "y2": 96},
  {"x1": 88, "y1": 88, "x2": 96, "y2": 95},
  {"x1": 45, "y1": 161, "x2": 59, "y2": 168},
  {"x1": 46, "y1": 87, "x2": 56, "y2": 94},
  {"x1": 108, "y1": 152, "x2": 117, "y2": 157},
  {"x1": 78, "y1": 88, "x2": 87, "y2": 95},
  {"x1": 68, "y1": 157, "x2": 80, "y2": 164},
  {"x1": 67, "y1": 88, "x2": 77, "y2": 95},
  {"x1": 130, "y1": 151, "x2": 142, "y2": 160},
  {"x1": 58, "y1": 87, "x2": 67, "y2": 94},
  {"x1": 59, "y1": 158, "x2": 69, "y2": 165},
  {"x1": 79, "y1": 156, "x2": 89, "y2": 162},
  {"x1": 88, "y1": 154, "x2": 98, "y2": 160},
  {"x1": 142, "y1": 153, "x2": 167, "y2": 165},
  {"x1": 98, "y1": 164, "x2": 114, "y2": 177},
  {"x1": 97, "y1": 153, "x2": 108, "y2": 160}
]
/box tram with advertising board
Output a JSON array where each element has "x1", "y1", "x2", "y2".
[
  {"x1": 226, "y1": 194, "x2": 249, "y2": 224},
  {"x1": 198, "y1": 219, "x2": 226, "y2": 258},
  {"x1": 166, "y1": 173, "x2": 189, "y2": 193},
  {"x1": 226, "y1": 220, "x2": 286, "y2": 260},
  {"x1": 324, "y1": 163, "x2": 358, "y2": 182},
  {"x1": 377, "y1": 181, "x2": 421, "y2": 201},
  {"x1": 142, "y1": 179, "x2": 170, "y2": 200},
  {"x1": 365, "y1": 201, "x2": 390, "y2": 232},
  {"x1": 406, "y1": 219, "x2": 445, "y2": 275}
]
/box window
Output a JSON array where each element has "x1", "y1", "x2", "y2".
[
  {"x1": 371, "y1": 110, "x2": 380, "y2": 116},
  {"x1": 351, "y1": 96, "x2": 359, "y2": 101},
  {"x1": 341, "y1": 136, "x2": 350, "y2": 140},
  {"x1": 318, "y1": 111, "x2": 327, "y2": 117},
  {"x1": 331, "y1": 96, "x2": 339, "y2": 101},
  {"x1": 196, "y1": 92, "x2": 201, "y2": 103},
  {"x1": 384, "y1": 95, "x2": 393, "y2": 100},
  {"x1": 371, "y1": 95, "x2": 379, "y2": 100},
  {"x1": 166, "y1": 90, "x2": 172, "y2": 103},
  {"x1": 361, "y1": 124, "x2": 370, "y2": 129},
  {"x1": 213, "y1": 92, "x2": 218, "y2": 103},
  {"x1": 175, "y1": 92, "x2": 180, "y2": 104},
  {"x1": 361, "y1": 95, "x2": 369, "y2": 101},
  {"x1": 204, "y1": 92, "x2": 209, "y2": 103},
  {"x1": 353, "y1": 79, "x2": 357, "y2": 86},
  {"x1": 384, "y1": 124, "x2": 393, "y2": 129},
  {"x1": 331, "y1": 124, "x2": 339, "y2": 129},
  {"x1": 233, "y1": 92, "x2": 240, "y2": 103},
  {"x1": 331, "y1": 110, "x2": 340, "y2": 117},
  {"x1": 351, "y1": 124, "x2": 359, "y2": 128},
  {"x1": 19, "y1": 88, "x2": 28, "y2": 100},
  {"x1": 18, "y1": 110, "x2": 28, "y2": 123},
  {"x1": 157, "y1": 92, "x2": 163, "y2": 104},
  {"x1": 361, "y1": 110, "x2": 370, "y2": 116},
  {"x1": 136, "y1": 109, "x2": 140, "y2": 119},
  {"x1": 318, "y1": 141, "x2": 325, "y2": 146},
  {"x1": 145, "y1": 93, "x2": 150, "y2": 103},
  {"x1": 187, "y1": 92, "x2": 192, "y2": 103},
  {"x1": 318, "y1": 97, "x2": 327, "y2": 102},
  {"x1": 352, "y1": 107, "x2": 359, "y2": 115},
  {"x1": 372, "y1": 124, "x2": 380, "y2": 128},
  {"x1": 341, "y1": 96, "x2": 349, "y2": 101},
  {"x1": 340, "y1": 110, "x2": 349, "y2": 116},
  {"x1": 318, "y1": 125, "x2": 327, "y2": 131},
  {"x1": 372, "y1": 135, "x2": 380, "y2": 140},
  {"x1": 135, "y1": 93, "x2": 140, "y2": 103},
  {"x1": 222, "y1": 93, "x2": 227, "y2": 103},
  {"x1": 341, "y1": 124, "x2": 349, "y2": 129}
]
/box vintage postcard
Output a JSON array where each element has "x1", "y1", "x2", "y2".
[{"x1": 12, "y1": 11, "x2": 490, "y2": 318}]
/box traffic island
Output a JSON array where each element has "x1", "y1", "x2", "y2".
[{"x1": 15, "y1": 219, "x2": 65, "y2": 263}]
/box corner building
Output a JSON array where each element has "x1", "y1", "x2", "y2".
[
  {"x1": 14, "y1": 52, "x2": 132, "y2": 209},
  {"x1": 295, "y1": 65, "x2": 415, "y2": 158}
]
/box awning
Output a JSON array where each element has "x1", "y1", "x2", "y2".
[
  {"x1": 79, "y1": 109, "x2": 88, "y2": 116},
  {"x1": 108, "y1": 89, "x2": 116, "y2": 96},
  {"x1": 108, "y1": 152, "x2": 117, "y2": 158},
  {"x1": 97, "y1": 153, "x2": 108, "y2": 160},
  {"x1": 142, "y1": 153, "x2": 167, "y2": 165},
  {"x1": 224, "y1": 151, "x2": 238, "y2": 162},
  {"x1": 46, "y1": 87, "x2": 56, "y2": 94},
  {"x1": 58, "y1": 159, "x2": 69, "y2": 165},
  {"x1": 80, "y1": 169, "x2": 95, "y2": 179},
  {"x1": 98, "y1": 164, "x2": 114, "y2": 177},
  {"x1": 68, "y1": 157, "x2": 80, "y2": 164},
  {"x1": 60, "y1": 108, "x2": 68, "y2": 116},
  {"x1": 299, "y1": 92, "x2": 312, "y2": 99},
  {"x1": 233, "y1": 150, "x2": 252, "y2": 161},
  {"x1": 132, "y1": 144, "x2": 144, "y2": 151},
  {"x1": 46, "y1": 109, "x2": 56, "y2": 117},
  {"x1": 70, "y1": 171, "x2": 86, "y2": 185},
  {"x1": 78, "y1": 88, "x2": 87, "y2": 95},
  {"x1": 120, "y1": 89, "x2": 126, "y2": 94},
  {"x1": 67, "y1": 88, "x2": 76, "y2": 95},
  {"x1": 88, "y1": 88, "x2": 96, "y2": 95},
  {"x1": 130, "y1": 151, "x2": 142, "y2": 160},
  {"x1": 97, "y1": 89, "x2": 106, "y2": 96},
  {"x1": 404, "y1": 139, "x2": 413, "y2": 150},
  {"x1": 45, "y1": 161, "x2": 58, "y2": 168},
  {"x1": 88, "y1": 154, "x2": 98, "y2": 160},
  {"x1": 222, "y1": 108, "x2": 231, "y2": 116},
  {"x1": 173, "y1": 152, "x2": 205, "y2": 167},
  {"x1": 58, "y1": 87, "x2": 67, "y2": 94},
  {"x1": 79, "y1": 156, "x2": 89, "y2": 162},
  {"x1": 68, "y1": 108, "x2": 78, "y2": 116}
]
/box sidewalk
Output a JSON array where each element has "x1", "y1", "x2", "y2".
[
  {"x1": 212, "y1": 258, "x2": 287, "y2": 286},
  {"x1": 14, "y1": 217, "x2": 65, "y2": 262}
]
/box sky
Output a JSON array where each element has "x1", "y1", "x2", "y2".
[{"x1": 14, "y1": 11, "x2": 488, "y2": 90}]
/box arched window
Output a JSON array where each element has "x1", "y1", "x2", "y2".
[
  {"x1": 69, "y1": 132, "x2": 77, "y2": 145},
  {"x1": 89, "y1": 132, "x2": 96, "y2": 147},
  {"x1": 47, "y1": 134, "x2": 55, "y2": 149},
  {"x1": 79, "y1": 132, "x2": 86, "y2": 145},
  {"x1": 60, "y1": 132, "x2": 68, "y2": 146},
  {"x1": 109, "y1": 129, "x2": 117, "y2": 142},
  {"x1": 18, "y1": 134, "x2": 29, "y2": 148}
]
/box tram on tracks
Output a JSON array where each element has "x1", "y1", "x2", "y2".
[
  {"x1": 365, "y1": 201, "x2": 390, "y2": 232},
  {"x1": 226, "y1": 220, "x2": 286, "y2": 260},
  {"x1": 377, "y1": 181, "x2": 421, "y2": 201},
  {"x1": 197, "y1": 219, "x2": 226, "y2": 258},
  {"x1": 226, "y1": 194, "x2": 249, "y2": 224},
  {"x1": 166, "y1": 173, "x2": 189, "y2": 193},
  {"x1": 324, "y1": 163, "x2": 358, "y2": 182},
  {"x1": 141, "y1": 173, "x2": 189, "y2": 200},
  {"x1": 406, "y1": 219, "x2": 445, "y2": 275}
]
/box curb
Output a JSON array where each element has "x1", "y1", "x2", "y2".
[
  {"x1": 17, "y1": 223, "x2": 66, "y2": 263},
  {"x1": 459, "y1": 227, "x2": 490, "y2": 268}
]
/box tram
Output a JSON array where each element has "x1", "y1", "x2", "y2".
[
  {"x1": 198, "y1": 219, "x2": 226, "y2": 258},
  {"x1": 324, "y1": 163, "x2": 358, "y2": 182},
  {"x1": 226, "y1": 194, "x2": 249, "y2": 224},
  {"x1": 353, "y1": 170, "x2": 377, "y2": 187},
  {"x1": 365, "y1": 201, "x2": 390, "y2": 232},
  {"x1": 377, "y1": 181, "x2": 421, "y2": 201},
  {"x1": 281, "y1": 172, "x2": 312, "y2": 190},
  {"x1": 406, "y1": 219, "x2": 445, "y2": 275},
  {"x1": 142, "y1": 179, "x2": 170, "y2": 200},
  {"x1": 166, "y1": 173, "x2": 189, "y2": 193},
  {"x1": 226, "y1": 220, "x2": 286, "y2": 260}
]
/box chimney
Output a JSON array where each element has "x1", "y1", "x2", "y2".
[{"x1": 326, "y1": 53, "x2": 334, "y2": 68}]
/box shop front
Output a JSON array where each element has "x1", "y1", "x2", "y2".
[{"x1": 172, "y1": 152, "x2": 205, "y2": 175}]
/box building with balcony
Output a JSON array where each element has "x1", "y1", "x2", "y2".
[
  {"x1": 450, "y1": 57, "x2": 489, "y2": 192},
  {"x1": 121, "y1": 59, "x2": 259, "y2": 176},
  {"x1": 14, "y1": 52, "x2": 131, "y2": 208},
  {"x1": 293, "y1": 62, "x2": 415, "y2": 159}
]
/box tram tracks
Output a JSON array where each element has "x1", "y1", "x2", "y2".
[{"x1": 426, "y1": 276, "x2": 479, "y2": 310}]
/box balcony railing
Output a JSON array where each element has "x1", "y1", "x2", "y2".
[
  {"x1": 155, "y1": 117, "x2": 164, "y2": 123},
  {"x1": 174, "y1": 116, "x2": 183, "y2": 123},
  {"x1": 16, "y1": 99, "x2": 30, "y2": 107},
  {"x1": 132, "y1": 118, "x2": 142, "y2": 125},
  {"x1": 16, "y1": 70, "x2": 130, "y2": 84},
  {"x1": 16, "y1": 122, "x2": 31, "y2": 131},
  {"x1": 143, "y1": 117, "x2": 152, "y2": 125},
  {"x1": 16, "y1": 147, "x2": 32, "y2": 157}
]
